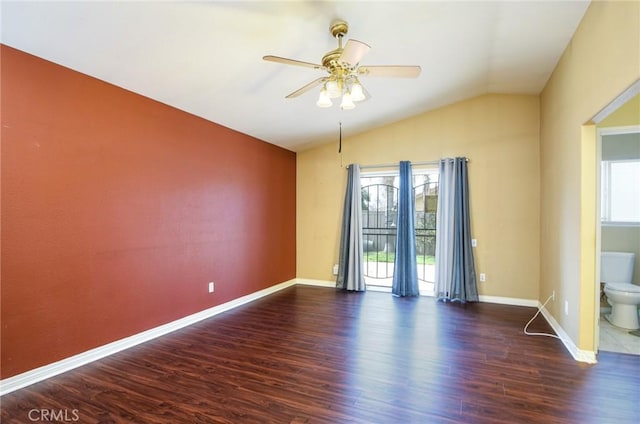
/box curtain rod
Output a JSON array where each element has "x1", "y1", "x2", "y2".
[{"x1": 359, "y1": 158, "x2": 469, "y2": 170}]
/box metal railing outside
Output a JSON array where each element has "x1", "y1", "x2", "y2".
[{"x1": 361, "y1": 180, "x2": 438, "y2": 287}]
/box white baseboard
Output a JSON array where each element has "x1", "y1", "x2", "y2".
[
  {"x1": 298, "y1": 279, "x2": 542, "y2": 307},
  {"x1": 0, "y1": 279, "x2": 298, "y2": 396},
  {"x1": 1, "y1": 278, "x2": 596, "y2": 395},
  {"x1": 294, "y1": 278, "x2": 336, "y2": 288},
  {"x1": 482, "y1": 295, "x2": 597, "y2": 363},
  {"x1": 478, "y1": 295, "x2": 538, "y2": 307},
  {"x1": 539, "y1": 303, "x2": 597, "y2": 364}
]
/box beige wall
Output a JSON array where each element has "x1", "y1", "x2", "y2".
[
  {"x1": 297, "y1": 94, "x2": 540, "y2": 300},
  {"x1": 599, "y1": 93, "x2": 640, "y2": 128},
  {"x1": 540, "y1": 0, "x2": 640, "y2": 352}
]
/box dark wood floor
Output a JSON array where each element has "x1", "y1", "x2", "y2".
[{"x1": 2, "y1": 286, "x2": 639, "y2": 423}]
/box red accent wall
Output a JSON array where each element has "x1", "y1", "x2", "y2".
[{"x1": 0, "y1": 45, "x2": 296, "y2": 379}]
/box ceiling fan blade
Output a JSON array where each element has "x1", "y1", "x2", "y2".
[
  {"x1": 263, "y1": 55, "x2": 325, "y2": 71},
  {"x1": 339, "y1": 39, "x2": 371, "y2": 67},
  {"x1": 285, "y1": 77, "x2": 328, "y2": 98},
  {"x1": 358, "y1": 65, "x2": 422, "y2": 78}
]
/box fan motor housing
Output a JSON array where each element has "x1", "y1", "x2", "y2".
[{"x1": 321, "y1": 48, "x2": 343, "y2": 70}]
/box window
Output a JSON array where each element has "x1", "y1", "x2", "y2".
[{"x1": 601, "y1": 159, "x2": 640, "y2": 224}]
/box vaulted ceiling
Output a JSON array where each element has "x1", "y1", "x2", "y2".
[{"x1": 1, "y1": 1, "x2": 590, "y2": 151}]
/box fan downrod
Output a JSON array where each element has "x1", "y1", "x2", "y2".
[{"x1": 322, "y1": 20, "x2": 349, "y2": 69}]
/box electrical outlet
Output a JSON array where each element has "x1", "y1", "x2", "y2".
[
  {"x1": 471, "y1": 239, "x2": 477, "y2": 247},
  {"x1": 208, "y1": 282, "x2": 215, "y2": 293},
  {"x1": 479, "y1": 273, "x2": 486, "y2": 282},
  {"x1": 564, "y1": 300, "x2": 569, "y2": 316},
  {"x1": 552, "y1": 290, "x2": 555, "y2": 301}
]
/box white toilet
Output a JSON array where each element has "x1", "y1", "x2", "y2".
[{"x1": 602, "y1": 251, "x2": 640, "y2": 330}]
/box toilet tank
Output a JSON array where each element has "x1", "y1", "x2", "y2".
[{"x1": 601, "y1": 251, "x2": 635, "y2": 284}]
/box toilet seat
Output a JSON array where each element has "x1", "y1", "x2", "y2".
[{"x1": 605, "y1": 283, "x2": 640, "y2": 293}]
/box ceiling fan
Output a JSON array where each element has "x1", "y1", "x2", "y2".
[{"x1": 263, "y1": 19, "x2": 421, "y2": 110}]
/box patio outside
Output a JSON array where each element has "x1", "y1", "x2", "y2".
[{"x1": 364, "y1": 261, "x2": 435, "y2": 296}]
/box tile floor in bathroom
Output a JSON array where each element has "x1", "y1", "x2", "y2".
[{"x1": 599, "y1": 314, "x2": 640, "y2": 355}]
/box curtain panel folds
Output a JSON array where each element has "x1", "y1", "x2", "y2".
[
  {"x1": 435, "y1": 157, "x2": 479, "y2": 302},
  {"x1": 336, "y1": 164, "x2": 366, "y2": 291},
  {"x1": 392, "y1": 161, "x2": 420, "y2": 296}
]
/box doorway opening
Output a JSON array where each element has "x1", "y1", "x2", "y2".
[{"x1": 597, "y1": 126, "x2": 640, "y2": 355}]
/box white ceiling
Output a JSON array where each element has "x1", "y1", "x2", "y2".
[{"x1": 1, "y1": 1, "x2": 590, "y2": 151}]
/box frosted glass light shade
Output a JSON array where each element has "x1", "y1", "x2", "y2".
[
  {"x1": 350, "y1": 82, "x2": 365, "y2": 102},
  {"x1": 340, "y1": 92, "x2": 355, "y2": 110},
  {"x1": 326, "y1": 80, "x2": 341, "y2": 98},
  {"x1": 317, "y1": 89, "x2": 332, "y2": 108}
]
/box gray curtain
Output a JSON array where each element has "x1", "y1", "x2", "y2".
[
  {"x1": 336, "y1": 164, "x2": 366, "y2": 291},
  {"x1": 435, "y1": 157, "x2": 478, "y2": 302},
  {"x1": 392, "y1": 161, "x2": 419, "y2": 296}
]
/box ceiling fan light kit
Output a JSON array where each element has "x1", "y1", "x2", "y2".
[
  {"x1": 340, "y1": 92, "x2": 355, "y2": 110},
  {"x1": 264, "y1": 19, "x2": 421, "y2": 110},
  {"x1": 317, "y1": 88, "x2": 332, "y2": 108}
]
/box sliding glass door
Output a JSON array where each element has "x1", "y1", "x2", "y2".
[
  {"x1": 361, "y1": 174, "x2": 398, "y2": 286},
  {"x1": 360, "y1": 169, "x2": 438, "y2": 294},
  {"x1": 413, "y1": 173, "x2": 438, "y2": 295}
]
